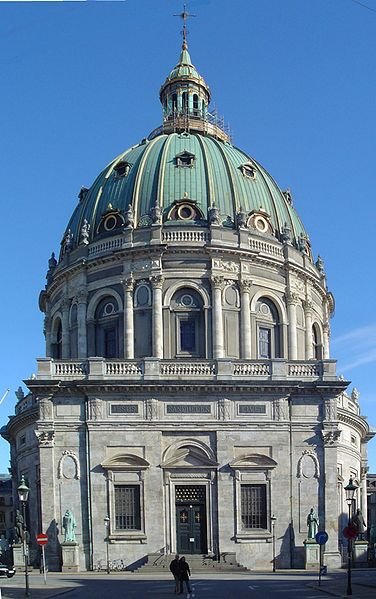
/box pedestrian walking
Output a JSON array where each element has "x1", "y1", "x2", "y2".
[
  {"x1": 178, "y1": 556, "x2": 191, "y2": 595},
  {"x1": 169, "y1": 554, "x2": 180, "y2": 594}
]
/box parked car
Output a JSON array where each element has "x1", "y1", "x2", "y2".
[{"x1": 0, "y1": 564, "x2": 15, "y2": 578}]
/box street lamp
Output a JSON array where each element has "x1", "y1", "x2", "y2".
[
  {"x1": 17, "y1": 475, "x2": 30, "y2": 598},
  {"x1": 344, "y1": 477, "x2": 358, "y2": 596},
  {"x1": 104, "y1": 516, "x2": 110, "y2": 574},
  {"x1": 271, "y1": 514, "x2": 277, "y2": 572}
]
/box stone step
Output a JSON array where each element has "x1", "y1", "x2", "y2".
[{"x1": 131, "y1": 553, "x2": 248, "y2": 573}]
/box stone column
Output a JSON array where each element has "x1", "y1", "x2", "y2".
[
  {"x1": 76, "y1": 288, "x2": 88, "y2": 359},
  {"x1": 240, "y1": 280, "x2": 252, "y2": 359},
  {"x1": 151, "y1": 275, "x2": 164, "y2": 358},
  {"x1": 123, "y1": 278, "x2": 134, "y2": 359},
  {"x1": 303, "y1": 300, "x2": 314, "y2": 360},
  {"x1": 323, "y1": 323, "x2": 330, "y2": 359},
  {"x1": 286, "y1": 292, "x2": 298, "y2": 360},
  {"x1": 61, "y1": 298, "x2": 70, "y2": 359},
  {"x1": 211, "y1": 276, "x2": 225, "y2": 359}
]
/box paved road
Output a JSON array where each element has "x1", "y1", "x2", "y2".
[
  {"x1": 0, "y1": 572, "x2": 335, "y2": 599},
  {"x1": 60, "y1": 577, "x2": 328, "y2": 599}
]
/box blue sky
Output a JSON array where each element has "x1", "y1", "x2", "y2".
[{"x1": 0, "y1": 0, "x2": 375, "y2": 471}]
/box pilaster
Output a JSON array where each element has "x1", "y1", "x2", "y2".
[
  {"x1": 286, "y1": 292, "x2": 299, "y2": 360},
  {"x1": 321, "y1": 412, "x2": 342, "y2": 568},
  {"x1": 123, "y1": 278, "x2": 134, "y2": 359},
  {"x1": 151, "y1": 275, "x2": 164, "y2": 358},
  {"x1": 303, "y1": 299, "x2": 314, "y2": 360},
  {"x1": 211, "y1": 276, "x2": 225, "y2": 359},
  {"x1": 76, "y1": 287, "x2": 88, "y2": 359},
  {"x1": 239, "y1": 280, "x2": 252, "y2": 359}
]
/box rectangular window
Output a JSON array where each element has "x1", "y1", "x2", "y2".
[
  {"x1": 115, "y1": 485, "x2": 141, "y2": 530},
  {"x1": 180, "y1": 319, "x2": 196, "y2": 352},
  {"x1": 258, "y1": 327, "x2": 271, "y2": 359},
  {"x1": 241, "y1": 484, "x2": 267, "y2": 529},
  {"x1": 0, "y1": 512, "x2": 5, "y2": 523}
]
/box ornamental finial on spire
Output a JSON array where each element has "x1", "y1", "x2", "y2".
[{"x1": 174, "y1": 4, "x2": 196, "y2": 50}]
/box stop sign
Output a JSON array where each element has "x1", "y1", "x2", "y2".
[{"x1": 36, "y1": 533, "x2": 48, "y2": 546}]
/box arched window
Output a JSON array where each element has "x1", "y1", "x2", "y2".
[
  {"x1": 312, "y1": 324, "x2": 322, "y2": 359},
  {"x1": 193, "y1": 94, "x2": 199, "y2": 115},
  {"x1": 52, "y1": 319, "x2": 62, "y2": 359},
  {"x1": 182, "y1": 92, "x2": 188, "y2": 112},
  {"x1": 95, "y1": 297, "x2": 120, "y2": 359},
  {"x1": 255, "y1": 298, "x2": 282, "y2": 359},
  {"x1": 170, "y1": 289, "x2": 205, "y2": 358},
  {"x1": 70, "y1": 304, "x2": 78, "y2": 359},
  {"x1": 172, "y1": 94, "x2": 178, "y2": 112}
]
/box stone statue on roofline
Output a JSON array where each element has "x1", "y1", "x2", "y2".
[{"x1": 80, "y1": 219, "x2": 90, "y2": 245}]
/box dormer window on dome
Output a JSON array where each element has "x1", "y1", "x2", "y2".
[
  {"x1": 167, "y1": 196, "x2": 204, "y2": 222},
  {"x1": 97, "y1": 205, "x2": 125, "y2": 234},
  {"x1": 175, "y1": 151, "x2": 195, "y2": 168},
  {"x1": 248, "y1": 210, "x2": 273, "y2": 235},
  {"x1": 113, "y1": 161, "x2": 131, "y2": 178},
  {"x1": 240, "y1": 163, "x2": 256, "y2": 180}
]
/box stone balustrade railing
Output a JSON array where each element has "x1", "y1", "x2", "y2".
[{"x1": 35, "y1": 357, "x2": 337, "y2": 382}]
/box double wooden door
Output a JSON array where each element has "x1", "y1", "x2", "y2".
[{"x1": 176, "y1": 503, "x2": 207, "y2": 554}]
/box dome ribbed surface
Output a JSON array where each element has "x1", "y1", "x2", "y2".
[{"x1": 65, "y1": 131, "x2": 307, "y2": 247}]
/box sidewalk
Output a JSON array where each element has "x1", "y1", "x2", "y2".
[{"x1": 307, "y1": 568, "x2": 376, "y2": 598}]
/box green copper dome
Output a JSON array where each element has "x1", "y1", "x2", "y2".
[{"x1": 60, "y1": 44, "x2": 309, "y2": 257}]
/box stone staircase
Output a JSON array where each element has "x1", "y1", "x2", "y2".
[{"x1": 131, "y1": 553, "x2": 248, "y2": 573}]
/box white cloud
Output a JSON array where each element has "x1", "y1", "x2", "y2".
[{"x1": 333, "y1": 323, "x2": 376, "y2": 373}]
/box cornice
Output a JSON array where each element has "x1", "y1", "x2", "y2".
[{"x1": 337, "y1": 408, "x2": 369, "y2": 439}]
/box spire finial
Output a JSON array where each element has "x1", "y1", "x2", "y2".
[{"x1": 174, "y1": 4, "x2": 196, "y2": 50}]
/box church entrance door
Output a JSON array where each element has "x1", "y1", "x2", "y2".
[{"x1": 175, "y1": 485, "x2": 207, "y2": 554}]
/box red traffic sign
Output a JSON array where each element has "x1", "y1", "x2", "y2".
[
  {"x1": 343, "y1": 525, "x2": 358, "y2": 540},
  {"x1": 36, "y1": 533, "x2": 48, "y2": 546}
]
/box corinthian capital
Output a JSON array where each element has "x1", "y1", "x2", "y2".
[
  {"x1": 211, "y1": 275, "x2": 225, "y2": 290},
  {"x1": 239, "y1": 279, "x2": 253, "y2": 292},
  {"x1": 150, "y1": 274, "x2": 164, "y2": 289},
  {"x1": 303, "y1": 299, "x2": 314, "y2": 313},
  {"x1": 122, "y1": 277, "x2": 134, "y2": 293},
  {"x1": 286, "y1": 291, "x2": 300, "y2": 306}
]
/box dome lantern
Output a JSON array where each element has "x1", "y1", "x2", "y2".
[{"x1": 159, "y1": 40, "x2": 212, "y2": 136}]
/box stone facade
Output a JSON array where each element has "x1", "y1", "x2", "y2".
[{"x1": 2, "y1": 38, "x2": 373, "y2": 572}]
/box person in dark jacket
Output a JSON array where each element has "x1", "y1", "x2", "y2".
[
  {"x1": 178, "y1": 556, "x2": 191, "y2": 595},
  {"x1": 169, "y1": 554, "x2": 180, "y2": 594}
]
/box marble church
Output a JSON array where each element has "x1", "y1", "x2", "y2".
[{"x1": 3, "y1": 25, "x2": 373, "y2": 571}]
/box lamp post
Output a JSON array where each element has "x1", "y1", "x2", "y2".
[
  {"x1": 17, "y1": 475, "x2": 30, "y2": 598},
  {"x1": 104, "y1": 516, "x2": 110, "y2": 574},
  {"x1": 344, "y1": 477, "x2": 358, "y2": 596},
  {"x1": 271, "y1": 514, "x2": 277, "y2": 572}
]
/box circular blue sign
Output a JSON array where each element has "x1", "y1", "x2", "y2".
[{"x1": 315, "y1": 531, "x2": 329, "y2": 545}]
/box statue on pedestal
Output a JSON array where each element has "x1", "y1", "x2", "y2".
[
  {"x1": 307, "y1": 508, "x2": 319, "y2": 539},
  {"x1": 63, "y1": 510, "x2": 77, "y2": 543},
  {"x1": 352, "y1": 508, "x2": 366, "y2": 541}
]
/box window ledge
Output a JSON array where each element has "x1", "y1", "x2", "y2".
[
  {"x1": 235, "y1": 531, "x2": 272, "y2": 543},
  {"x1": 109, "y1": 533, "x2": 147, "y2": 543}
]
